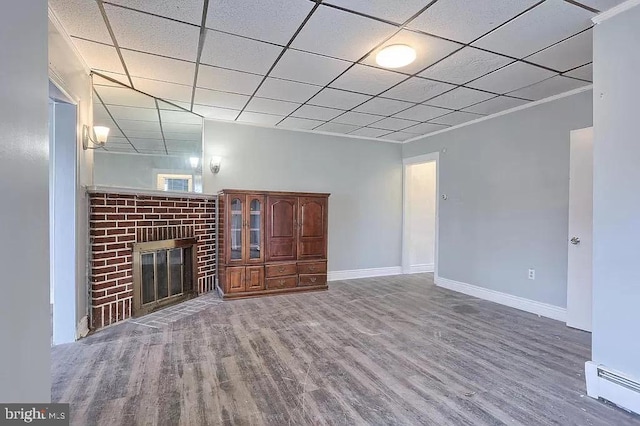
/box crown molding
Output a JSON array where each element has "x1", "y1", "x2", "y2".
[{"x1": 592, "y1": 0, "x2": 640, "y2": 24}]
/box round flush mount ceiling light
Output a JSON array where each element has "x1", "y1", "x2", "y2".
[{"x1": 375, "y1": 44, "x2": 416, "y2": 69}]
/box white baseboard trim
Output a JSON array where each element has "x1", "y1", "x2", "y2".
[
  {"x1": 586, "y1": 361, "x2": 640, "y2": 415},
  {"x1": 435, "y1": 276, "x2": 567, "y2": 322},
  {"x1": 403, "y1": 263, "x2": 435, "y2": 274},
  {"x1": 328, "y1": 266, "x2": 403, "y2": 281}
]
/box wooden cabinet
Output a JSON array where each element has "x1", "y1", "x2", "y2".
[{"x1": 218, "y1": 190, "x2": 329, "y2": 299}]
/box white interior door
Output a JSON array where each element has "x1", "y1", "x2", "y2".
[{"x1": 567, "y1": 127, "x2": 593, "y2": 332}]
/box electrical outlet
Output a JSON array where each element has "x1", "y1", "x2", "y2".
[{"x1": 528, "y1": 269, "x2": 535, "y2": 280}]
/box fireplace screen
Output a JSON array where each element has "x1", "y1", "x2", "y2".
[{"x1": 133, "y1": 238, "x2": 197, "y2": 316}]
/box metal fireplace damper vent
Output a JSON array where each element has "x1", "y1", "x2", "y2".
[{"x1": 132, "y1": 238, "x2": 197, "y2": 317}]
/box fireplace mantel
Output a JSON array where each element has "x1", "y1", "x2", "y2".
[{"x1": 86, "y1": 185, "x2": 216, "y2": 200}]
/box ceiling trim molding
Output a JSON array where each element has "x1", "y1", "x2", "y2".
[
  {"x1": 48, "y1": 6, "x2": 90, "y2": 75},
  {"x1": 592, "y1": 0, "x2": 640, "y2": 23},
  {"x1": 403, "y1": 85, "x2": 593, "y2": 144},
  {"x1": 203, "y1": 117, "x2": 402, "y2": 144}
]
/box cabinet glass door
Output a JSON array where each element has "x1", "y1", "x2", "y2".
[
  {"x1": 229, "y1": 197, "x2": 244, "y2": 262},
  {"x1": 247, "y1": 196, "x2": 264, "y2": 262}
]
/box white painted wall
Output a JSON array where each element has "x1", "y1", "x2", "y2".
[
  {"x1": 203, "y1": 120, "x2": 403, "y2": 273},
  {"x1": 591, "y1": 3, "x2": 640, "y2": 381},
  {"x1": 0, "y1": 0, "x2": 50, "y2": 402},
  {"x1": 49, "y1": 12, "x2": 94, "y2": 337},
  {"x1": 407, "y1": 162, "x2": 436, "y2": 269}
]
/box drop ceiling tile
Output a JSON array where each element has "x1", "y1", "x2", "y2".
[
  {"x1": 293, "y1": 105, "x2": 343, "y2": 121},
  {"x1": 271, "y1": 50, "x2": 351, "y2": 86},
  {"x1": 162, "y1": 123, "x2": 202, "y2": 134},
  {"x1": 527, "y1": 29, "x2": 592, "y2": 72},
  {"x1": 308, "y1": 88, "x2": 371, "y2": 110},
  {"x1": 129, "y1": 138, "x2": 165, "y2": 149},
  {"x1": 104, "y1": 4, "x2": 200, "y2": 61},
  {"x1": 131, "y1": 78, "x2": 194, "y2": 103},
  {"x1": 71, "y1": 38, "x2": 124, "y2": 74},
  {"x1": 425, "y1": 87, "x2": 495, "y2": 110},
  {"x1": 164, "y1": 131, "x2": 200, "y2": 141},
  {"x1": 123, "y1": 130, "x2": 164, "y2": 139},
  {"x1": 354, "y1": 97, "x2": 414, "y2": 116},
  {"x1": 246, "y1": 97, "x2": 301, "y2": 116},
  {"x1": 94, "y1": 85, "x2": 157, "y2": 109},
  {"x1": 194, "y1": 87, "x2": 250, "y2": 110},
  {"x1": 49, "y1": 0, "x2": 112, "y2": 44},
  {"x1": 121, "y1": 50, "x2": 195, "y2": 85},
  {"x1": 419, "y1": 47, "x2": 512, "y2": 85},
  {"x1": 462, "y1": 96, "x2": 529, "y2": 115},
  {"x1": 564, "y1": 63, "x2": 592, "y2": 81},
  {"x1": 467, "y1": 62, "x2": 556, "y2": 94},
  {"x1": 473, "y1": 0, "x2": 594, "y2": 58},
  {"x1": 384, "y1": 132, "x2": 415, "y2": 142},
  {"x1": 576, "y1": 0, "x2": 628, "y2": 11},
  {"x1": 402, "y1": 122, "x2": 449, "y2": 135},
  {"x1": 381, "y1": 77, "x2": 455, "y2": 103},
  {"x1": 370, "y1": 117, "x2": 419, "y2": 131},
  {"x1": 350, "y1": 127, "x2": 391, "y2": 138},
  {"x1": 201, "y1": 30, "x2": 282, "y2": 75},
  {"x1": 325, "y1": 0, "x2": 428, "y2": 24},
  {"x1": 393, "y1": 104, "x2": 451, "y2": 121},
  {"x1": 314, "y1": 122, "x2": 360, "y2": 134},
  {"x1": 431, "y1": 111, "x2": 483, "y2": 126},
  {"x1": 193, "y1": 104, "x2": 240, "y2": 121},
  {"x1": 197, "y1": 65, "x2": 263, "y2": 95},
  {"x1": 255, "y1": 78, "x2": 320, "y2": 103},
  {"x1": 278, "y1": 117, "x2": 325, "y2": 130},
  {"x1": 160, "y1": 110, "x2": 203, "y2": 125},
  {"x1": 362, "y1": 30, "x2": 461, "y2": 75},
  {"x1": 92, "y1": 71, "x2": 131, "y2": 87},
  {"x1": 332, "y1": 111, "x2": 385, "y2": 126},
  {"x1": 508, "y1": 76, "x2": 590, "y2": 100},
  {"x1": 291, "y1": 5, "x2": 396, "y2": 61},
  {"x1": 237, "y1": 111, "x2": 284, "y2": 126},
  {"x1": 408, "y1": 0, "x2": 539, "y2": 44},
  {"x1": 207, "y1": 0, "x2": 313, "y2": 45},
  {"x1": 330, "y1": 65, "x2": 407, "y2": 96},
  {"x1": 157, "y1": 100, "x2": 189, "y2": 111},
  {"x1": 108, "y1": 0, "x2": 205, "y2": 25},
  {"x1": 118, "y1": 119, "x2": 161, "y2": 132},
  {"x1": 109, "y1": 105, "x2": 158, "y2": 122}
]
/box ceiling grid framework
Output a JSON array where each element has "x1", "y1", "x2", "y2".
[{"x1": 49, "y1": 0, "x2": 612, "y2": 147}]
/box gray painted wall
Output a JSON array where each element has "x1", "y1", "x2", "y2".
[
  {"x1": 203, "y1": 120, "x2": 403, "y2": 272},
  {"x1": 95, "y1": 152, "x2": 201, "y2": 191},
  {"x1": 592, "y1": 5, "x2": 640, "y2": 379},
  {"x1": 403, "y1": 90, "x2": 593, "y2": 308},
  {"x1": 0, "y1": 0, "x2": 50, "y2": 401}
]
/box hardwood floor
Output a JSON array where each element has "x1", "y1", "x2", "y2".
[{"x1": 51, "y1": 274, "x2": 640, "y2": 425}]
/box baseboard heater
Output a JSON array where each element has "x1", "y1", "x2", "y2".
[{"x1": 586, "y1": 361, "x2": 640, "y2": 415}]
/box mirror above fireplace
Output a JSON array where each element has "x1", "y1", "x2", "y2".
[{"x1": 91, "y1": 73, "x2": 204, "y2": 193}]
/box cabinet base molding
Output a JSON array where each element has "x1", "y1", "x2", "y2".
[
  {"x1": 327, "y1": 266, "x2": 403, "y2": 281},
  {"x1": 220, "y1": 284, "x2": 328, "y2": 300}
]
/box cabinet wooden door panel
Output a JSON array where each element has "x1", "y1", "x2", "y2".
[
  {"x1": 226, "y1": 267, "x2": 245, "y2": 293},
  {"x1": 245, "y1": 266, "x2": 265, "y2": 291},
  {"x1": 298, "y1": 197, "x2": 327, "y2": 260},
  {"x1": 266, "y1": 196, "x2": 297, "y2": 261}
]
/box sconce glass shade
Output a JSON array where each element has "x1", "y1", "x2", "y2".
[
  {"x1": 189, "y1": 157, "x2": 199, "y2": 168},
  {"x1": 93, "y1": 126, "x2": 110, "y2": 144},
  {"x1": 210, "y1": 156, "x2": 222, "y2": 174}
]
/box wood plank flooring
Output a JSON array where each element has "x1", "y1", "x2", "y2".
[{"x1": 51, "y1": 274, "x2": 640, "y2": 425}]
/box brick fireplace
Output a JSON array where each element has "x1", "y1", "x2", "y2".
[{"x1": 88, "y1": 188, "x2": 216, "y2": 329}]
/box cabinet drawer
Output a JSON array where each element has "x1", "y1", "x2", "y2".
[
  {"x1": 297, "y1": 261, "x2": 327, "y2": 275},
  {"x1": 265, "y1": 263, "x2": 297, "y2": 278},
  {"x1": 266, "y1": 276, "x2": 298, "y2": 290},
  {"x1": 299, "y1": 274, "x2": 327, "y2": 287}
]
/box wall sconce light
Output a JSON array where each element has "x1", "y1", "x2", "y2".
[
  {"x1": 189, "y1": 157, "x2": 200, "y2": 168},
  {"x1": 82, "y1": 125, "x2": 110, "y2": 150},
  {"x1": 210, "y1": 156, "x2": 222, "y2": 174}
]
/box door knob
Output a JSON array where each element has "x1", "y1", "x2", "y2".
[{"x1": 570, "y1": 236, "x2": 581, "y2": 245}]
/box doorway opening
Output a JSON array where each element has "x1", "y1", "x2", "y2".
[
  {"x1": 49, "y1": 81, "x2": 78, "y2": 345},
  {"x1": 403, "y1": 153, "x2": 439, "y2": 276}
]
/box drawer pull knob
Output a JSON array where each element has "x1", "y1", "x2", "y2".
[
  {"x1": 309, "y1": 266, "x2": 315, "y2": 272},
  {"x1": 310, "y1": 277, "x2": 317, "y2": 283},
  {"x1": 278, "y1": 267, "x2": 285, "y2": 273},
  {"x1": 279, "y1": 279, "x2": 285, "y2": 286}
]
